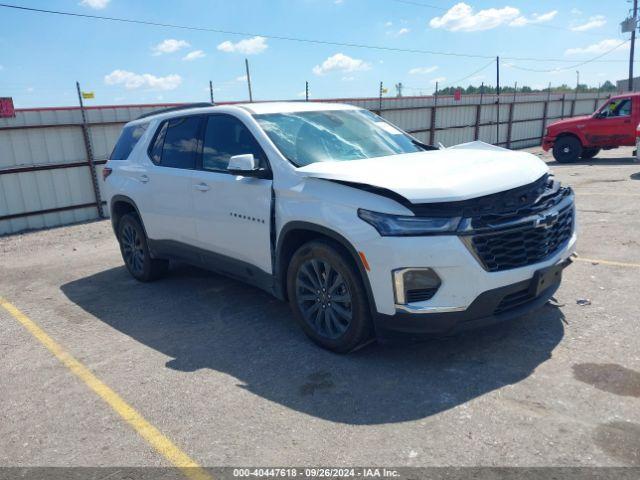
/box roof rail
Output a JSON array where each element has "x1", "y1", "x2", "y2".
[{"x1": 136, "y1": 102, "x2": 214, "y2": 120}]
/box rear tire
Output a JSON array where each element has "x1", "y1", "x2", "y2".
[
  {"x1": 287, "y1": 240, "x2": 372, "y2": 353},
  {"x1": 552, "y1": 136, "x2": 582, "y2": 163},
  {"x1": 581, "y1": 147, "x2": 600, "y2": 160},
  {"x1": 117, "y1": 213, "x2": 168, "y2": 282}
]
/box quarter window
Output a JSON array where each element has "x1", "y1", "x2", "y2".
[
  {"x1": 202, "y1": 115, "x2": 265, "y2": 171},
  {"x1": 110, "y1": 123, "x2": 148, "y2": 160}
]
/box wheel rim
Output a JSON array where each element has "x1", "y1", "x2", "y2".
[
  {"x1": 121, "y1": 224, "x2": 145, "y2": 275},
  {"x1": 295, "y1": 259, "x2": 352, "y2": 339}
]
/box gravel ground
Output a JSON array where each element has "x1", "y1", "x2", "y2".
[{"x1": 0, "y1": 146, "x2": 639, "y2": 469}]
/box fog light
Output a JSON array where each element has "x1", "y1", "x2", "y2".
[{"x1": 393, "y1": 268, "x2": 441, "y2": 305}]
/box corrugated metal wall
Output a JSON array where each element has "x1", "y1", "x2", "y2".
[{"x1": 0, "y1": 92, "x2": 610, "y2": 235}]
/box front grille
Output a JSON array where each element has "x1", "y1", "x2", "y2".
[
  {"x1": 469, "y1": 205, "x2": 574, "y2": 272},
  {"x1": 406, "y1": 287, "x2": 439, "y2": 303}
]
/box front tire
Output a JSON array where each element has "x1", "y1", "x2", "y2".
[
  {"x1": 287, "y1": 240, "x2": 372, "y2": 353},
  {"x1": 552, "y1": 136, "x2": 582, "y2": 163},
  {"x1": 117, "y1": 213, "x2": 168, "y2": 282},
  {"x1": 581, "y1": 147, "x2": 600, "y2": 159}
]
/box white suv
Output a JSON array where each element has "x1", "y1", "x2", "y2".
[{"x1": 103, "y1": 102, "x2": 576, "y2": 352}]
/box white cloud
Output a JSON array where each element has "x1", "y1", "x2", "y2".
[
  {"x1": 431, "y1": 76, "x2": 446, "y2": 84},
  {"x1": 182, "y1": 50, "x2": 206, "y2": 61},
  {"x1": 510, "y1": 10, "x2": 557, "y2": 27},
  {"x1": 312, "y1": 53, "x2": 371, "y2": 76},
  {"x1": 395, "y1": 27, "x2": 410, "y2": 36},
  {"x1": 571, "y1": 15, "x2": 606, "y2": 32},
  {"x1": 236, "y1": 75, "x2": 248, "y2": 82},
  {"x1": 334, "y1": 0, "x2": 344, "y2": 4},
  {"x1": 429, "y1": 3, "x2": 519, "y2": 32},
  {"x1": 342, "y1": 76, "x2": 355, "y2": 81},
  {"x1": 104, "y1": 70, "x2": 182, "y2": 90},
  {"x1": 217, "y1": 36, "x2": 268, "y2": 55},
  {"x1": 384, "y1": 21, "x2": 393, "y2": 27},
  {"x1": 79, "y1": 0, "x2": 110, "y2": 9},
  {"x1": 152, "y1": 39, "x2": 190, "y2": 56},
  {"x1": 409, "y1": 65, "x2": 438, "y2": 75},
  {"x1": 565, "y1": 39, "x2": 629, "y2": 56}
]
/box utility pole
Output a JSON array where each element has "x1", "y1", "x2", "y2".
[
  {"x1": 395, "y1": 82, "x2": 403, "y2": 97},
  {"x1": 576, "y1": 70, "x2": 580, "y2": 95},
  {"x1": 305, "y1": 81, "x2": 309, "y2": 101},
  {"x1": 245, "y1": 58, "x2": 253, "y2": 102},
  {"x1": 630, "y1": 0, "x2": 638, "y2": 91},
  {"x1": 496, "y1": 56, "x2": 500, "y2": 145},
  {"x1": 209, "y1": 80, "x2": 214, "y2": 104}
]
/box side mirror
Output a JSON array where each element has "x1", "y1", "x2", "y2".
[{"x1": 227, "y1": 154, "x2": 270, "y2": 178}]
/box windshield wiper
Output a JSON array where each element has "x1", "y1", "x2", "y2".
[{"x1": 411, "y1": 139, "x2": 439, "y2": 151}]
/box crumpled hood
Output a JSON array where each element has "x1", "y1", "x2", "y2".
[{"x1": 296, "y1": 141, "x2": 549, "y2": 203}]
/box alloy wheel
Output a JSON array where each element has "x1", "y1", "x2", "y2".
[
  {"x1": 121, "y1": 224, "x2": 145, "y2": 275},
  {"x1": 295, "y1": 259, "x2": 352, "y2": 339}
]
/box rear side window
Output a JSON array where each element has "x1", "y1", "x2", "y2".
[
  {"x1": 149, "y1": 116, "x2": 202, "y2": 169},
  {"x1": 110, "y1": 123, "x2": 148, "y2": 160}
]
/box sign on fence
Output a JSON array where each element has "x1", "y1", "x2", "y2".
[{"x1": 0, "y1": 97, "x2": 15, "y2": 118}]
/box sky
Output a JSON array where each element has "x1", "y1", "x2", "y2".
[{"x1": 0, "y1": 0, "x2": 635, "y2": 108}]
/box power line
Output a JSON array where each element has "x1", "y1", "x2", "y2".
[
  {"x1": 441, "y1": 59, "x2": 496, "y2": 88},
  {"x1": 509, "y1": 40, "x2": 631, "y2": 72},
  {"x1": 0, "y1": 3, "x2": 631, "y2": 64},
  {"x1": 403, "y1": 59, "x2": 495, "y2": 93}
]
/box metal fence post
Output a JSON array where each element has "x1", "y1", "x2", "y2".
[
  {"x1": 430, "y1": 85, "x2": 438, "y2": 145},
  {"x1": 570, "y1": 97, "x2": 576, "y2": 117},
  {"x1": 75, "y1": 81, "x2": 104, "y2": 218},
  {"x1": 540, "y1": 83, "x2": 551, "y2": 143},
  {"x1": 506, "y1": 101, "x2": 515, "y2": 149},
  {"x1": 474, "y1": 82, "x2": 484, "y2": 141}
]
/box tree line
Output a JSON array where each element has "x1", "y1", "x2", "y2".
[{"x1": 434, "y1": 80, "x2": 617, "y2": 96}]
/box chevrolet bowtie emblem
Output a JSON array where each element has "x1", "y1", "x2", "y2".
[{"x1": 534, "y1": 211, "x2": 559, "y2": 229}]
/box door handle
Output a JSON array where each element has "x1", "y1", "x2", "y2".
[
  {"x1": 139, "y1": 174, "x2": 149, "y2": 183},
  {"x1": 193, "y1": 182, "x2": 210, "y2": 192}
]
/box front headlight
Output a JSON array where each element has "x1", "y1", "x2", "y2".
[{"x1": 358, "y1": 208, "x2": 461, "y2": 236}]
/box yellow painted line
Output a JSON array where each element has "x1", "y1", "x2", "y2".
[
  {"x1": 575, "y1": 257, "x2": 640, "y2": 268},
  {"x1": 0, "y1": 297, "x2": 212, "y2": 480}
]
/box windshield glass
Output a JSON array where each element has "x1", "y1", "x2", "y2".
[{"x1": 254, "y1": 109, "x2": 423, "y2": 166}]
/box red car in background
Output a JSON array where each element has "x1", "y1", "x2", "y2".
[{"x1": 543, "y1": 93, "x2": 639, "y2": 163}]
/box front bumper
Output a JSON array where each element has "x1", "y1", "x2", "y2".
[
  {"x1": 373, "y1": 258, "x2": 569, "y2": 340},
  {"x1": 542, "y1": 136, "x2": 555, "y2": 151}
]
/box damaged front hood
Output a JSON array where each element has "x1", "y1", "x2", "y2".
[{"x1": 296, "y1": 141, "x2": 549, "y2": 204}]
